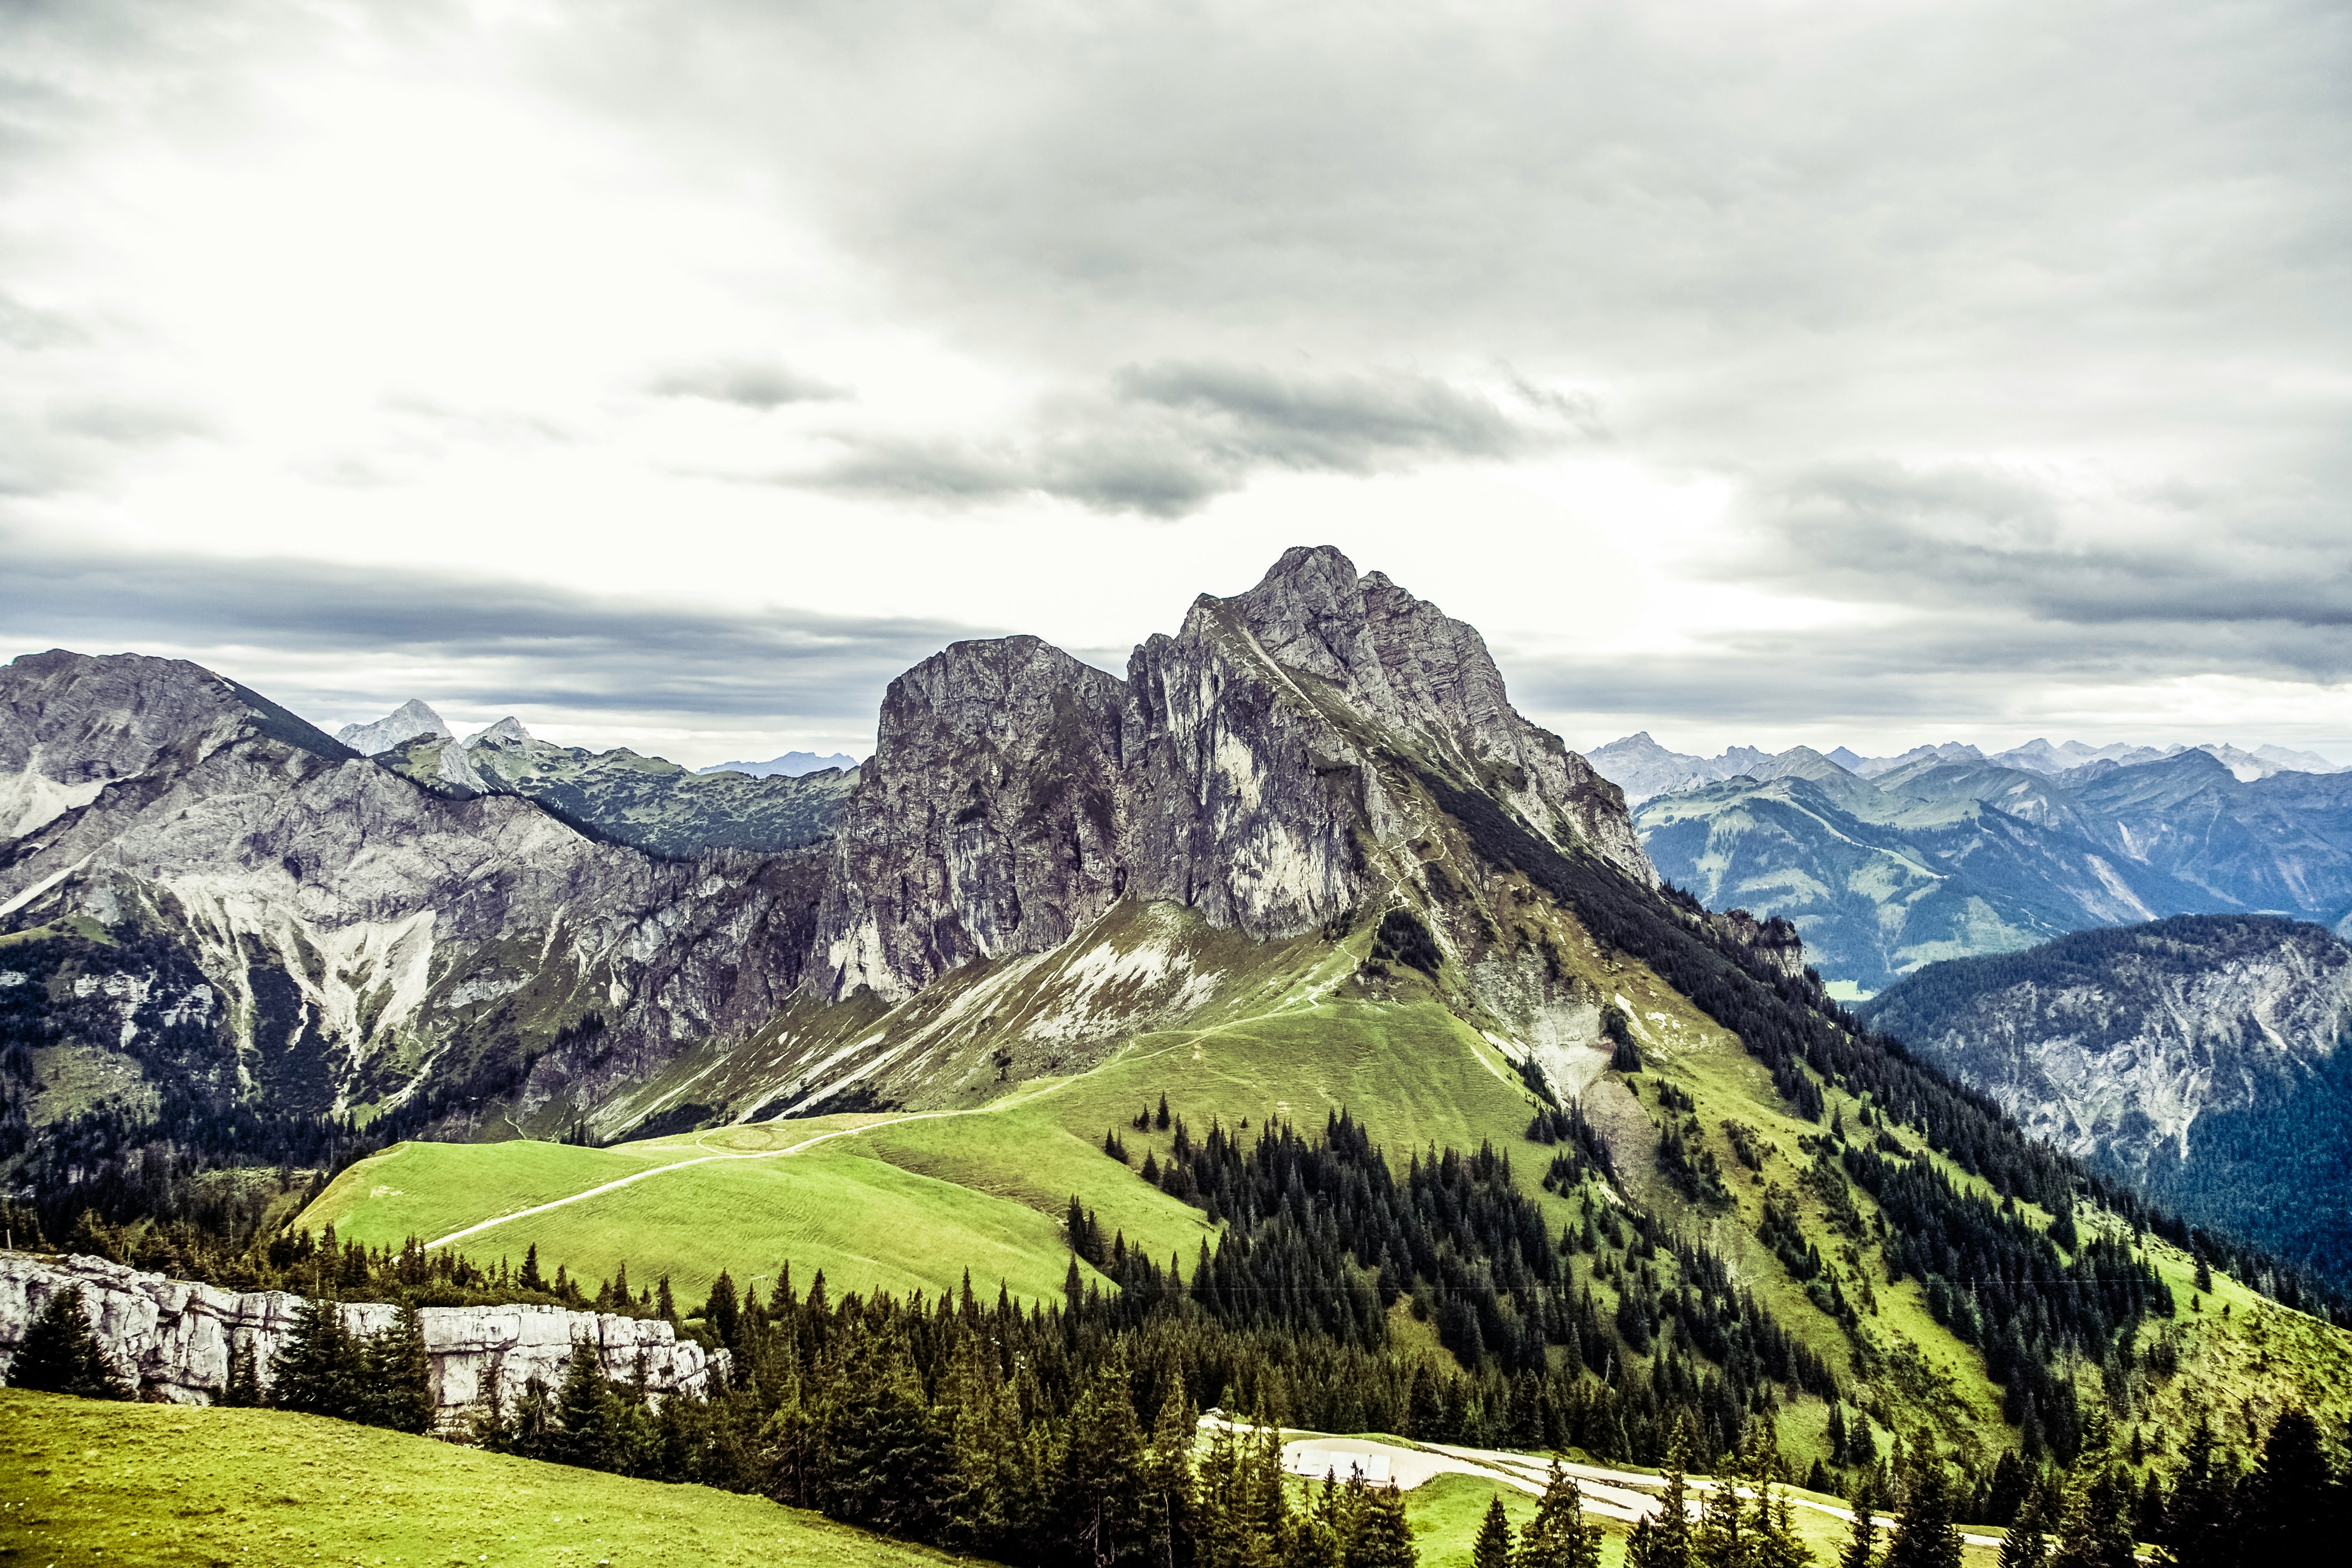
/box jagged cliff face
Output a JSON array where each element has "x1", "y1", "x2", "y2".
[
  {"x1": 0, "y1": 1252, "x2": 722, "y2": 1424},
  {"x1": 1865, "y1": 916, "x2": 2352, "y2": 1169},
  {"x1": 815, "y1": 547, "x2": 1650, "y2": 1003},
  {"x1": 1860, "y1": 915, "x2": 2352, "y2": 1277},
  {"x1": 1, "y1": 547, "x2": 1654, "y2": 1134},
  {"x1": 0, "y1": 650, "x2": 809, "y2": 1126}
]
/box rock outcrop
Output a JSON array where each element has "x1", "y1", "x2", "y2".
[
  {"x1": 0, "y1": 1252, "x2": 723, "y2": 1426},
  {"x1": 1860, "y1": 914, "x2": 2352, "y2": 1282},
  {"x1": 1, "y1": 547, "x2": 1653, "y2": 1133},
  {"x1": 814, "y1": 547, "x2": 1652, "y2": 1002}
]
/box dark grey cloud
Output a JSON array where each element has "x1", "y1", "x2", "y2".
[
  {"x1": 1730, "y1": 460, "x2": 2352, "y2": 667},
  {"x1": 803, "y1": 361, "x2": 1579, "y2": 516},
  {"x1": 0, "y1": 531, "x2": 983, "y2": 731},
  {"x1": 648, "y1": 359, "x2": 849, "y2": 409}
]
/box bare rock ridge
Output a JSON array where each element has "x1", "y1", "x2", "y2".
[
  {"x1": 1859, "y1": 914, "x2": 2352, "y2": 1277},
  {"x1": 334, "y1": 698, "x2": 453, "y2": 757},
  {"x1": 0, "y1": 1251, "x2": 723, "y2": 1426},
  {"x1": 815, "y1": 545, "x2": 1651, "y2": 1001},
  {"x1": 0, "y1": 545, "x2": 1653, "y2": 1132}
]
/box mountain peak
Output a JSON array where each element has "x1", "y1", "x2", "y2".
[
  {"x1": 335, "y1": 698, "x2": 452, "y2": 756},
  {"x1": 464, "y1": 717, "x2": 533, "y2": 749}
]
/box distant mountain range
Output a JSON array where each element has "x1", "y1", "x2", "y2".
[
  {"x1": 1592, "y1": 731, "x2": 2346, "y2": 806},
  {"x1": 1590, "y1": 736, "x2": 2352, "y2": 993},
  {"x1": 1860, "y1": 914, "x2": 2352, "y2": 1286},
  {"x1": 333, "y1": 699, "x2": 854, "y2": 858},
  {"x1": 696, "y1": 751, "x2": 860, "y2": 778}
]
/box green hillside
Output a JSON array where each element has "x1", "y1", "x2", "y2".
[
  {"x1": 303, "y1": 874, "x2": 2352, "y2": 1486},
  {"x1": 0, "y1": 1389, "x2": 987, "y2": 1567}
]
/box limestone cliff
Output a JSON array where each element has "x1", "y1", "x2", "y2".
[
  {"x1": 813, "y1": 546, "x2": 1651, "y2": 1003},
  {"x1": 1, "y1": 547, "x2": 1655, "y2": 1136},
  {"x1": 0, "y1": 1251, "x2": 722, "y2": 1426},
  {"x1": 1860, "y1": 914, "x2": 2352, "y2": 1282}
]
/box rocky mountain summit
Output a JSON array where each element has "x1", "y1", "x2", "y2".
[
  {"x1": 0, "y1": 1251, "x2": 721, "y2": 1423},
  {"x1": 1860, "y1": 914, "x2": 2352, "y2": 1283},
  {"x1": 1, "y1": 546, "x2": 1656, "y2": 1142}
]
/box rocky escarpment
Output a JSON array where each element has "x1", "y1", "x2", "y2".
[
  {"x1": 3, "y1": 548, "x2": 1654, "y2": 1137},
  {"x1": 815, "y1": 546, "x2": 1651, "y2": 1003},
  {"x1": 1861, "y1": 914, "x2": 2352, "y2": 1282},
  {"x1": 0, "y1": 1251, "x2": 723, "y2": 1426},
  {"x1": 0, "y1": 650, "x2": 815, "y2": 1131}
]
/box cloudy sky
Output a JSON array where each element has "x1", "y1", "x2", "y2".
[{"x1": 3, "y1": 0, "x2": 2347, "y2": 766}]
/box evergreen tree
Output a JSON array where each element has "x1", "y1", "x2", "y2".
[
  {"x1": 270, "y1": 1297, "x2": 369, "y2": 1421},
  {"x1": 1157, "y1": 1093, "x2": 1171, "y2": 1130},
  {"x1": 704, "y1": 1270, "x2": 741, "y2": 1354},
  {"x1": 2049, "y1": 1414, "x2": 2133, "y2": 1568},
  {"x1": 1058, "y1": 1361, "x2": 1149, "y2": 1566},
  {"x1": 6, "y1": 1287, "x2": 130, "y2": 1399},
  {"x1": 2155, "y1": 1419, "x2": 2235, "y2": 1568},
  {"x1": 221, "y1": 1333, "x2": 263, "y2": 1408},
  {"x1": 1474, "y1": 1496, "x2": 1514, "y2": 1568},
  {"x1": 553, "y1": 1336, "x2": 615, "y2": 1469},
  {"x1": 1885, "y1": 1453, "x2": 1962, "y2": 1568},
  {"x1": 655, "y1": 1272, "x2": 675, "y2": 1321},
  {"x1": 1839, "y1": 1474, "x2": 1880, "y2": 1568},
  {"x1": 2241, "y1": 1406, "x2": 2334, "y2": 1568},
  {"x1": 519, "y1": 1243, "x2": 545, "y2": 1293},
  {"x1": 1999, "y1": 1488, "x2": 2049, "y2": 1568},
  {"x1": 1346, "y1": 1484, "x2": 1418, "y2": 1568},
  {"x1": 1516, "y1": 1461, "x2": 1602, "y2": 1568},
  {"x1": 363, "y1": 1299, "x2": 433, "y2": 1434}
]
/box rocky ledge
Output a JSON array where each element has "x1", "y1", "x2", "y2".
[{"x1": 0, "y1": 1252, "x2": 725, "y2": 1427}]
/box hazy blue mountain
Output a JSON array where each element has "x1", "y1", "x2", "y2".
[
  {"x1": 697, "y1": 751, "x2": 860, "y2": 778},
  {"x1": 1860, "y1": 915, "x2": 2352, "y2": 1286}
]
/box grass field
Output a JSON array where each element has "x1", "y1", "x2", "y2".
[
  {"x1": 0, "y1": 1389, "x2": 986, "y2": 1567},
  {"x1": 301, "y1": 993, "x2": 1556, "y2": 1308}
]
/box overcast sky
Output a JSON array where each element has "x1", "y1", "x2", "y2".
[{"x1": 3, "y1": 0, "x2": 2347, "y2": 767}]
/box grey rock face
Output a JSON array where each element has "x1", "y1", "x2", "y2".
[
  {"x1": 335, "y1": 699, "x2": 454, "y2": 757},
  {"x1": 813, "y1": 547, "x2": 1653, "y2": 1002},
  {"x1": 1, "y1": 547, "x2": 1654, "y2": 1127},
  {"x1": 1860, "y1": 914, "x2": 2352, "y2": 1281},
  {"x1": 0, "y1": 649, "x2": 797, "y2": 1126},
  {"x1": 0, "y1": 1251, "x2": 722, "y2": 1424}
]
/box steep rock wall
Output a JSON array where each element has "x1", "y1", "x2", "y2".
[{"x1": 0, "y1": 1252, "x2": 723, "y2": 1427}]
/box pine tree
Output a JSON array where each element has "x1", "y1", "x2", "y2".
[
  {"x1": 1840, "y1": 1473, "x2": 1880, "y2": 1568},
  {"x1": 363, "y1": 1299, "x2": 432, "y2": 1434},
  {"x1": 519, "y1": 1243, "x2": 546, "y2": 1293},
  {"x1": 1885, "y1": 1451, "x2": 1962, "y2": 1568},
  {"x1": 270, "y1": 1297, "x2": 369, "y2": 1422},
  {"x1": 2242, "y1": 1406, "x2": 2333, "y2": 1568},
  {"x1": 221, "y1": 1333, "x2": 263, "y2": 1408},
  {"x1": 1828, "y1": 1403, "x2": 1849, "y2": 1468},
  {"x1": 1347, "y1": 1483, "x2": 1418, "y2": 1568},
  {"x1": 1517, "y1": 1461, "x2": 1602, "y2": 1568},
  {"x1": 1156, "y1": 1093, "x2": 1171, "y2": 1130},
  {"x1": 6, "y1": 1287, "x2": 130, "y2": 1400},
  {"x1": 704, "y1": 1269, "x2": 741, "y2": 1353},
  {"x1": 554, "y1": 1336, "x2": 615, "y2": 1469},
  {"x1": 2190, "y1": 1252, "x2": 2211, "y2": 1294},
  {"x1": 1999, "y1": 1488, "x2": 2048, "y2": 1568},
  {"x1": 1058, "y1": 1361, "x2": 1149, "y2": 1566},
  {"x1": 1474, "y1": 1495, "x2": 1514, "y2": 1568}
]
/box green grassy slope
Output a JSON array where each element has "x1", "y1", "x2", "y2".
[
  {"x1": 307, "y1": 810, "x2": 2352, "y2": 1489},
  {"x1": 0, "y1": 1389, "x2": 985, "y2": 1567}
]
